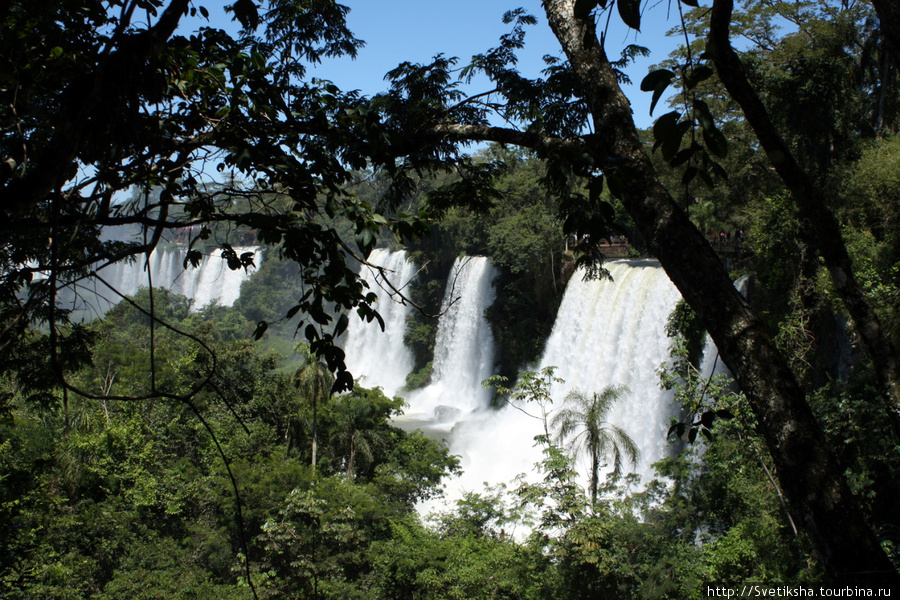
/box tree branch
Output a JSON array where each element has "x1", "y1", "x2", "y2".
[
  {"x1": 0, "y1": 0, "x2": 191, "y2": 217},
  {"x1": 430, "y1": 123, "x2": 585, "y2": 153}
]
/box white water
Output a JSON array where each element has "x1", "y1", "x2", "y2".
[
  {"x1": 403, "y1": 256, "x2": 498, "y2": 424},
  {"x1": 72, "y1": 246, "x2": 262, "y2": 316},
  {"x1": 425, "y1": 260, "x2": 684, "y2": 517},
  {"x1": 540, "y1": 260, "x2": 683, "y2": 484},
  {"x1": 342, "y1": 249, "x2": 418, "y2": 398}
]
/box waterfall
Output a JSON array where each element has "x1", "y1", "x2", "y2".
[
  {"x1": 342, "y1": 249, "x2": 418, "y2": 398},
  {"x1": 404, "y1": 256, "x2": 498, "y2": 424},
  {"x1": 71, "y1": 246, "x2": 262, "y2": 316},
  {"x1": 538, "y1": 260, "x2": 683, "y2": 484},
  {"x1": 426, "y1": 260, "x2": 683, "y2": 519}
]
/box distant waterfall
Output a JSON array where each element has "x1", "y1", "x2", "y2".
[
  {"x1": 73, "y1": 246, "x2": 262, "y2": 316},
  {"x1": 343, "y1": 249, "x2": 418, "y2": 398},
  {"x1": 405, "y1": 256, "x2": 498, "y2": 422}
]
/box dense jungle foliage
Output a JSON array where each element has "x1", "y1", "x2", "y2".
[{"x1": 3, "y1": 0, "x2": 900, "y2": 597}]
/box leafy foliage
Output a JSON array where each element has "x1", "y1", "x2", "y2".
[
  {"x1": 1, "y1": 292, "x2": 461, "y2": 598},
  {"x1": 3, "y1": 0, "x2": 900, "y2": 595}
]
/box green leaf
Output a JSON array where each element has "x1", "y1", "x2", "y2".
[
  {"x1": 230, "y1": 0, "x2": 259, "y2": 31},
  {"x1": 661, "y1": 120, "x2": 691, "y2": 161},
  {"x1": 617, "y1": 0, "x2": 641, "y2": 31},
  {"x1": 182, "y1": 250, "x2": 203, "y2": 269},
  {"x1": 309, "y1": 304, "x2": 331, "y2": 325},
  {"x1": 710, "y1": 158, "x2": 729, "y2": 180},
  {"x1": 693, "y1": 99, "x2": 715, "y2": 130},
  {"x1": 333, "y1": 313, "x2": 349, "y2": 338},
  {"x1": 651, "y1": 87, "x2": 668, "y2": 113},
  {"x1": 640, "y1": 69, "x2": 675, "y2": 115},
  {"x1": 670, "y1": 146, "x2": 696, "y2": 168},
  {"x1": 668, "y1": 421, "x2": 686, "y2": 439},
  {"x1": 702, "y1": 125, "x2": 728, "y2": 158},
  {"x1": 685, "y1": 65, "x2": 714, "y2": 90},
  {"x1": 640, "y1": 68, "x2": 674, "y2": 92},
  {"x1": 606, "y1": 173, "x2": 625, "y2": 200},
  {"x1": 332, "y1": 370, "x2": 354, "y2": 394},
  {"x1": 355, "y1": 227, "x2": 375, "y2": 254},
  {"x1": 652, "y1": 110, "x2": 681, "y2": 153}
]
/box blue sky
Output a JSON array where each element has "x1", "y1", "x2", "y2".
[
  {"x1": 308, "y1": 1, "x2": 688, "y2": 129},
  {"x1": 193, "y1": 1, "x2": 692, "y2": 129}
]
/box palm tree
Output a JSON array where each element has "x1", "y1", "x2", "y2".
[
  {"x1": 551, "y1": 385, "x2": 640, "y2": 502},
  {"x1": 294, "y1": 343, "x2": 333, "y2": 472},
  {"x1": 329, "y1": 394, "x2": 377, "y2": 478}
]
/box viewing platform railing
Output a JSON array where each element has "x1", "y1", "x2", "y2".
[{"x1": 565, "y1": 234, "x2": 749, "y2": 260}]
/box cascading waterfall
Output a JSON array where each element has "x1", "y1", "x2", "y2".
[
  {"x1": 538, "y1": 259, "x2": 684, "y2": 484},
  {"x1": 403, "y1": 256, "x2": 498, "y2": 424},
  {"x1": 429, "y1": 260, "x2": 683, "y2": 517},
  {"x1": 343, "y1": 255, "x2": 741, "y2": 523},
  {"x1": 69, "y1": 246, "x2": 262, "y2": 316},
  {"x1": 342, "y1": 248, "x2": 418, "y2": 398}
]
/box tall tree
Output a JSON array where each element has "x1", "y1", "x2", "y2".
[
  {"x1": 871, "y1": 0, "x2": 900, "y2": 71},
  {"x1": 551, "y1": 386, "x2": 639, "y2": 502},
  {"x1": 705, "y1": 0, "x2": 900, "y2": 436},
  {"x1": 423, "y1": 1, "x2": 897, "y2": 585},
  {"x1": 0, "y1": 0, "x2": 408, "y2": 395},
  {"x1": 294, "y1": 343, "x2": 333, "y2": 471}
]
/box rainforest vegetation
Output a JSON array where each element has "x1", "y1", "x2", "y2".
[{"x1": 2, "y1": 0, "x2": 900, "y2": 597}]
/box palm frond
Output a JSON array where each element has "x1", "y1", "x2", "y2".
[{"x1": 550, "y1": 385, "x2": 639, "y2": 500}]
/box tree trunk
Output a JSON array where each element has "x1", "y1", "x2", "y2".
[
  {"x1": 872, "y1": 0, "x2": 900, "y2": 75},
  {"x1": 706, "y1": 0, "x2": 900, "y2": 439},
  {"x1": 347, "y1": 432, "x2": 356, "y2": 478},
  {"x1": 311, "y1": 397, "x2": 318, "y2": 472},
  {"x1": 539, "y1": 0, "x2": 898, "y2": 585}
]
